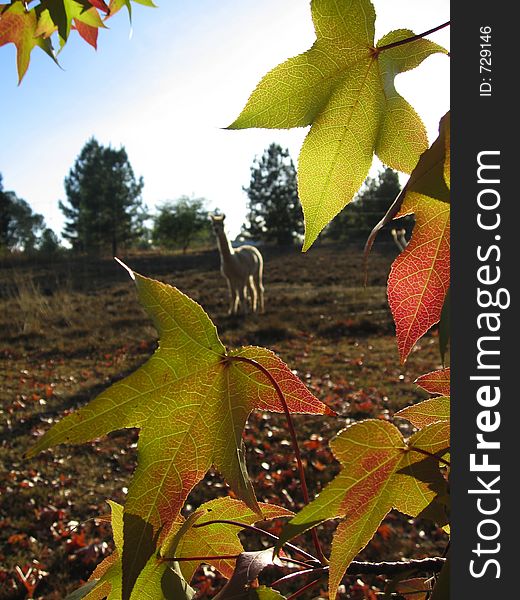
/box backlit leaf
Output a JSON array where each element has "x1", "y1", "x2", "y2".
[
  {"x1": 35, "y1": 0, "x2": 106, "y2": 44},
  {"x1": 0, "y1": 2, "x2": 56, "y2": 82},
  {"x1": 26, "y1": 265, "x2": 331, "y2": 599},
  {"x1": 398, "y1": 112, "x2": 450, "y2": 204},
  {"x1": 95, "y1": 497, "x2": 290, "y2": 599},
  {"x1": 276, "y1": 420, "x2": 448, "y2": 600},
  {"x1": 395, "y1": 396, "x2": 450, "y2": 429},
  {"x1": 229, "y1": 0, "x2": 447, "y2": 250},
  {"x1": 388, "y1": 192, "x2": 450, "y2": 362},
  {"x1": 438, "y1": 287, "x2": 450, "y2": 365},
  {"x1": 415, "y1": 368, "x2": 450, "y2": 396},
  {"x1": 171, "y1": 497, "x2": 293, "y2": 582}
]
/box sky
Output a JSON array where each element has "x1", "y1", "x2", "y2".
[{"x1": 0, "y1": 0, "x2": 450, "y2": 241}]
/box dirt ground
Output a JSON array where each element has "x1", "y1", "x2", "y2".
[{"x1": 0, "y1": 241, "x2": 448, "y2": 599}]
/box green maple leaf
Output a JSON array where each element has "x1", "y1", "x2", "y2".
[
  {"x1": 83, "y1": 497, "x2": 292, "y2": 599},
  {"x1": 276, "y1": 419, "x2": 449, "y2": 600},
  {"x1": 229, "y1": 0, "x2": 447, "y2": 250},
  {"x1": 26, "y1": 263, "x2": 332, "y2": 599}
]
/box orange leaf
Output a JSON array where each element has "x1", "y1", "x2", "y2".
[
  {"x1": 388, "y1": 193, "x2": 450, "y2": 362},
  {"x1": 0, "y1": 3, "x2": 41, "y2": 82}
]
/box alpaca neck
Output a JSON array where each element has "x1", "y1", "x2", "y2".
[{"x1": 216, "y1": 230, "x2": 234, "y2": 263}]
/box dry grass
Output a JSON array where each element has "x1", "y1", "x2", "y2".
[{"x1": 0, "y1": 242, "x2": 448, "y2": 599}]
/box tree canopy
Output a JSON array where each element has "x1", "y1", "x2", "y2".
[
  {"x1": 59, "y1": 138, "x2": 147, "y2": 255},
  {"x1": 152, "y1": 196, "x2": 211, "y2": 253},
  {"x1": 0, "y1": 174, "x2": 46, "y2": 252},
  {"x1": 242, "y1": 143, "x2": 303, "y2": 245},
  {"x1": 326, "y1": 167, "x2": 408, "y2": 241}
]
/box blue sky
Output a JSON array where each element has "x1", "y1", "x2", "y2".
[{"x1": 0, "y1": 0, "x2": 450, "y2": 240}]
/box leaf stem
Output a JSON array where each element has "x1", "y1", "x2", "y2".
[
  {"x1": 225, "y1": 355, "x2": 327, "y2": 564},
  {"x1": 377, "y1": 21, "x2": 450, "y2": 53},
  {"x1": 286, "y1": 576, "x2": 324, "y2": 600},
  {"x1": 271, "y1": 567, "x2": 327, "y2": 588},
  {"x1": 192, "y1": 519, "x2": 321, "y2": 566}
]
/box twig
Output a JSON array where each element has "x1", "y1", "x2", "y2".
[{"x1": 377, "y1": 21, "x2": 450, "y2": 53}]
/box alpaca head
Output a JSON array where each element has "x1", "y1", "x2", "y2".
[{"x1": 210, "y1": 213, "x2": 226, "y2": 235}]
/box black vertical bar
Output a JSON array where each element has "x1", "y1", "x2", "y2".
[{"x1": 452, "y1": 3, "x2": 516, "y2": 598}]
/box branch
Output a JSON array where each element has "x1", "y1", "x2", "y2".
[
  {"x1": 273, "y1": 557, "x2": 446, "y2": 584},
  {"x1": 225, "y1": 355, "x2": 327, "y2": 564}
]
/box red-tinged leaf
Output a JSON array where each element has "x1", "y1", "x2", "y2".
[
  {"x1": 395, "y1": 396, "x2": 450, "y2": 429},
  {"x1": 276, "y1": 420, "x2": 448, "y2": 600},
  {"x1": 415, "y1": 368, "x2": 450, "y2": 396},
  {"x1": 26, "y1": 265, "x2": 331, "y2": 600},
  {"x1": 388, "y1": 192, "x2": 450, "y2": 362},
  {"x1": 88, "y1": 0, "x2": 110, "y2": 13},
  {"x1": 74, "y1": 18, "x2": 97, "y2": 48},
  {"x1": 170, "y1": 497, "x2": 293, "y2": 582},
  {"x1": 0, "y1": 3, "x2": 56, "y2": 82}
]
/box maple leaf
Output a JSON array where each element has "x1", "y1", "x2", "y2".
[
  {"x1": 26, "y1": 265, "x2": 332, "y2": 599},
  {"x1": 229, "y1": 0, "x2": 447, "y2": 250},
  {"x1": 395, "y1": 396, "x2": 449, "y2": 429},
  {"x1": 276, "y1": 420, "x2": 449, "y2": 600},
  {"x1": 34, "y1": 0, "x2": 106, "y2": 46},
  {"x1": 171, "y1": 497, "x2": 293, "y2": 582},
  {"x1": 371, "y1": 112, "x2": 451, "y2": 362},
  {"x1": 0, "y1": 2, "x2": 56, "y2": 82},
  {"x1": 84, "y1": 497, "x2": 292, "y2": 599},
  {"x1": 388, "y1": 193, "x2": 450, "y2": 362},
  {"x1": 415, "y1": 368, "x2": 450, "y2": 396}
]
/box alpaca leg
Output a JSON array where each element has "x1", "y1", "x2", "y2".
[
  {"x1": 247, "y1": 276, "x2": 258, "y2": 313},
  {"x1": 254, "y1": 266, "x2": 264, "y2": 314},
  {"x1": 228, "y1": 281, "x2": 238, "y2": 315},
  {"x1": 238, "y1": 285, "x2": 248, "y2": 315}
]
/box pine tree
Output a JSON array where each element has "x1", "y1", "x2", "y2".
[
  {"x1": 242, "y1": 143, "x2": 303, "y2": 245},
  {"x1": 326, "y1": 167, "x2": 404, "y2": 240},
  {"x1": 59, "y1": 138, "x2": 146, "y2": 255}
]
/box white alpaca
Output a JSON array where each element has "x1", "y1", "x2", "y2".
[
  {"x1": 391, "y1": 228, "x2": 409, "y2": 252},
  {"x1": 210, "y1": 214, "x2": 264, "y2": 315}
]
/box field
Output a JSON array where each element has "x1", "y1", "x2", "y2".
[{"x1": 0, "y1": 241, "x2": 448, "y2": 599}]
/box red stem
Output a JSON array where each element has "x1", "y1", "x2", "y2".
[
  {"x1": 225, "y1": 355, "x2": 327, "y2": 564},
  {"x1": 286, "y1": 576, "x2": 324, "y2": 600},
  {"x1": 192, "y1": 518, "x2": 321, "y2": 566}
]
